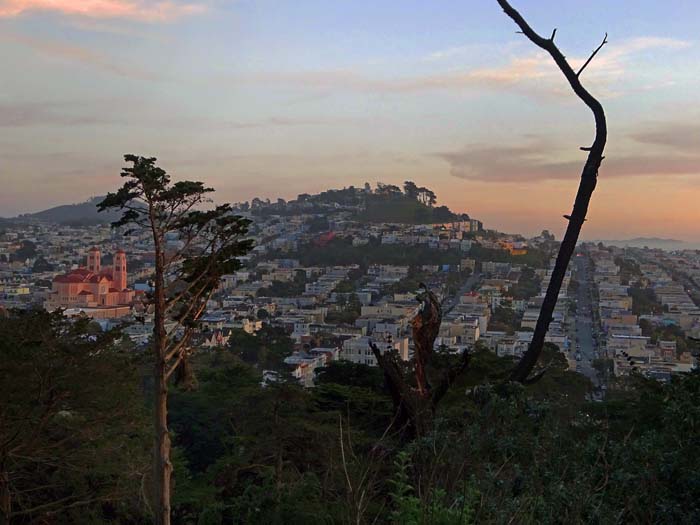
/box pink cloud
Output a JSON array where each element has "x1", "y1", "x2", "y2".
[{"x1": 0, "y1": 0, "x2": 206, "y2": 22}]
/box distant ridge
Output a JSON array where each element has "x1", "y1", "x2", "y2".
[
  {"x1": 16, "y1": 196, "x2": 121, "y2": 225},
  {"x1": 589, "y1": 237, "x2": 697, "y2": 250}
]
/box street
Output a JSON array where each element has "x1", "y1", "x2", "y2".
[{"x1": 573, "y1": 254, "x2": 600, "y2": 388}]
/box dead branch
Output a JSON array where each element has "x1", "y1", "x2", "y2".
[
  {"x1": 577, "y1": 33, "x2": 608, "y2": 77},
  {"x1": 369, "y1": 286, "x2": 469, "y2": 438},
  {"x1": 496, "y1": 0, "x2": 607, "y2": 384}
]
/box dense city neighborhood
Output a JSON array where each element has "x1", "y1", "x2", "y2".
[{"x1": 1, "y1": 184, "x2": 698, "y2": 394}]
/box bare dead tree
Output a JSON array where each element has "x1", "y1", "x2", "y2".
[
  {"x1": 370, "y1": 287, "x2": 470, "y2": 438},
  {"x1": 495, "y1": 0, "x2": 608, "y2": 383}
]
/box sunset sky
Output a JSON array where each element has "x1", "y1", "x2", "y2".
[{"x1": 2, "y1": 0, "x2": 700, "y2": 240}]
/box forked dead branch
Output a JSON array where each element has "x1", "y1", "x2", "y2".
[{"x1": 496, "y1": 0, "x2": 608, "y2": 383}]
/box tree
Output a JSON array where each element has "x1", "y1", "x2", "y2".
[
  {"x1": 376, "y1": 182, "x2": 402, "y2": 196},
  {"x1": 10, "y1": 240, "x2": 37, "y2": 262},
  {"x1": 32, "y1": 256, "x2": 54, "y2": 272},
  {"x1": 370, "y1": 287, "x2": 469, "y2": 438},
  {"x1": 229, "y1": 325, "x2": 294, "y2": 370},
  {"x1": 98, "y1": 155, "x2": 252, "y2": 525},
  {"x1": 540, "y1": 229, "x2": 555, "y2": 241},
  {"x1": 315, "y1": 361, "x2": 385, "y2": 391},
  {"x1": 0, "y1": 309, "x2": 150, "y2": 523},
  {"x1": 403, "y1": 181, "x2": 419, "y2": 199},
  {"x1": 417, "y1": 187, "x2": 436, "y2": 207},
  {"x1": 497, "y1": 0, "x2": 608, "y2": 383}
]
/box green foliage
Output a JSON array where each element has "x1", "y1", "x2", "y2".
[
  {"x1": 629, "y1": 283, "x2": 662, "y2": 315},
  {"x1": 333, "y1": 279, "x2": 356, "y2": 293},
  {"x1": 509, "y1": 267, "x2": 541, "y2": 300},
  {"x1": 614, "y1": 256, "x2": 642, "y2": 285},
  {"x1": 360, "y1": 193, "x2": 455, "y2": 224},
  {"x1": 10, "y1": 239, "x2": 37, "y2": 262},
  {"x1": 315, "y1": 360, "x2": 385, "y2": 391},
  {"x1": 32, "y1": 256, "x2": 54, "y2": 272},
  {"x1": 6, "y1": 306, "x2": 700, "y2": 524},
  {"x1": 257, "y1": 270, "x2": 307, "y2": 297},
  {"x1": 227, "y1": 325, "x2": 294, "y2": 370},
  {"x1": 488, "y1": 306, "x2": 520, "y2": 334},
  {"x1": 169, "y1": 354, "x2": 344, "y2": 523},
  {"x1": 388, "y1": 450, "x2": 477, "y2": 525},
  {"x1": 327, "y1": 293, "x2": 362, "y2": 325},
  {"x1": 640, "y1": 321, "x2": 689, "y2": 354},
  {"x1": 256, "y1": 307, "x2": 269, "y2": 319},
  {"x1": 307, "y1": 215, "x2": 330, "y2": 233},
  {"x1": 0, "y1": 309, "x2": 151, "y2": 523},
  {"x1": 98, "y1": 155, "x2": 253, "y2": 325}
]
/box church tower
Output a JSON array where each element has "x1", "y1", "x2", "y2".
[
  {"x1": 87, "y1": 246, "x2": 101, "y2": 274},
  {"x1": 113, "y1": 250, "x2": 127, "y2": 291}
]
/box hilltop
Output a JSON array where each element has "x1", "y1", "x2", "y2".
[
  {"x1": 245, "y1": 181, "x2": 467, "y2": 225},
  {"x1": 16, "y1": 197, "x2": 123, "y2": 226}
]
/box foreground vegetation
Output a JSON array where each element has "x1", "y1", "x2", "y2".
[{"x1": 2, "y1": 309, "x2": 699, "y2": 524}]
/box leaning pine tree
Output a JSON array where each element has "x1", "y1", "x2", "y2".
[{"x1": 99, "y1": 155, "x2": 252, "y2": 525}]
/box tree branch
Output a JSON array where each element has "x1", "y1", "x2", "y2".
[
  {"x1": 496, "y1": 0, "x2": 607, "y2": 383},
  {"x1": 576, "y1": 33, "x2": 608, "y2": 77}
]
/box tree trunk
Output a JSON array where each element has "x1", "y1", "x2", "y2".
[
  {"x1": 371, "y1": 288, "x2": 469, "y2": 439},
  {"x1": 153, "y1": 361, "x2": 172, "y2": 525},
  {"x1": 152, "y1": 234, "x2": 171, "y2": 525},
  {"x1": 496, "y1": 0, "x2": 608, "y2": 384},
  {"x1": 0, "y1": 466, "x2": 10, "y2": 525}
]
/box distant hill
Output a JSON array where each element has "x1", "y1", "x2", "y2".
[
  {"x1": 249, "y1": 182, "x2": 466, "y2": 225},
  {"x1": 591, "y1": 237, "x2": 697, "y2": 250},
  {"x1": 17, "y1": 196, "x2": 121, "y2": 225}
]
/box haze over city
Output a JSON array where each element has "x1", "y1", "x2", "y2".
[{"x1": 2, "y1": 0, "x2": 700, "y2": 240}]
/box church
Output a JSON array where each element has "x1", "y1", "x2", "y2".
[{"x1": 45, "y1": 247, "x2": 135, "y2": 316}]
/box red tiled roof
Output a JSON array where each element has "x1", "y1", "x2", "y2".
[{"x1": 54, "y1": 274, "x2": 86, "y2": 283}]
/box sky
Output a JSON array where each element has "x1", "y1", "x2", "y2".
[{"x1": 1, "y1": 0, "x2": 700, "y2": 241}]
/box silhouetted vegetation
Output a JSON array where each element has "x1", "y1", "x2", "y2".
[{"x1": 4, "y1": 307, "x2": 700, "y2": 523}]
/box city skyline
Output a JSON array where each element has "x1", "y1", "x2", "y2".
[{"x1": 2, "y1": 0, "x2": 700, "y2": 240}]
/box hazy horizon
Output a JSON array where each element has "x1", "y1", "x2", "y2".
[{"x1": 2, "y1": 0, "x2": 700, "y2": 240}]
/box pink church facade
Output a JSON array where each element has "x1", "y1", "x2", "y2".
[{"x1": 46, "y1": 247, "x2": 135, "y2": 312}]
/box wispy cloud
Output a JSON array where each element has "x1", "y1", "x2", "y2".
[
  {"x1": 629, "y1": 121, "x2": 700, "y2": 151},
  {"x1": 0, "y1": 0, "x2": 206, "y2": 22},
  {"x1": 2, "y1": 32, "x2": 161, "y2": 80},
  {"x1": 436, "y1": 135, "x2": 700, "y2": 183},
  {"x1": 0, "y1": 101, "x2": 117, "y2": 126},
  {"x1": 235, "y1": 36, "x2": 691, "y2": 99},
  {"x1": 0, "y1": 98, "x2": 363, "y2": 129}
]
